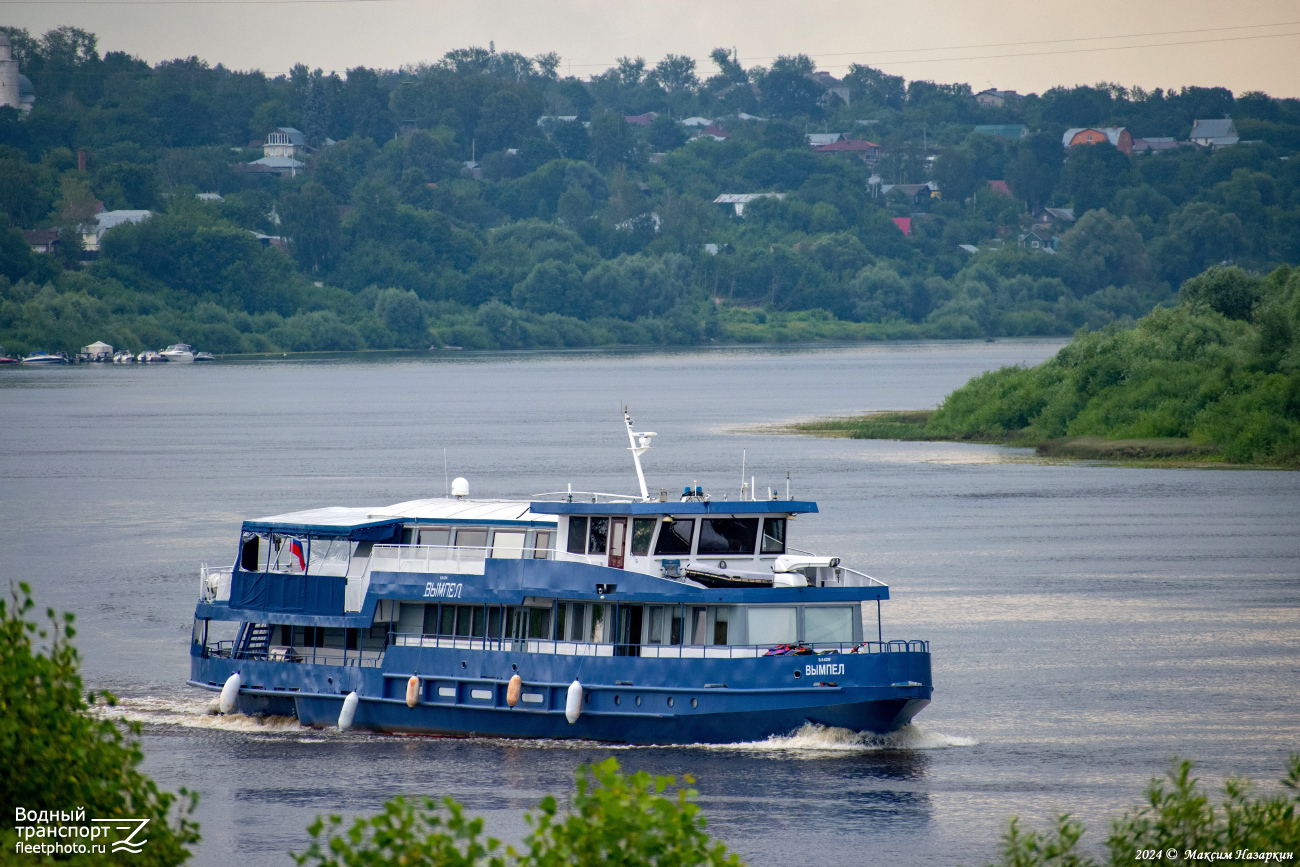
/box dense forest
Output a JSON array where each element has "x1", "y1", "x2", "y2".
[
  {"x1": 794, "y1": 265, "x2": 1300, "y2": 465},
  {"x1": 1, "y1": 26, "x2": 1299, "y2": 354}
]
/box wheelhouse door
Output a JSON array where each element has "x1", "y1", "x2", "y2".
[{"x1": 608, "y1": 518, "x2": 627, "y2": 569}]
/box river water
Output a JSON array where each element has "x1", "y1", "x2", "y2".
[{"x1": 2, "y1": 340, "x2": 1298, "y2": 867}]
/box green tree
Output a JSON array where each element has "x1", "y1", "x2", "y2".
[
  {"x1": 0, "y1": 583, "x2": 200, "y2": 865},
  {"x1": 1059, "y1": 143, "x2": 1132, "y2": 214},
  {"x1": 294, "y1": 757, "x2": 743, "y2": 867},
  {"x1": 280, "y1": 182, "x2": 342, "y2": 273},
  {"x1": 1180, "y1": 265, "x2": 1261, "y2": 321}
]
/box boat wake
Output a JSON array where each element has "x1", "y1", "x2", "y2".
[
  {"x1": 712, "y1": 722, "x2": 978, "y2": 753},
  {"x1": 93, "y1": 695, "x2": 314, "y2": 736}
]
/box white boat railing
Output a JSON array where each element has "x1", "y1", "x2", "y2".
[
  {"x1": 369, "y1": 543, "x2": 553, "y2": 573},
  {"x1": 199, "y1": 564, "x2": 232, "y2": 602}
]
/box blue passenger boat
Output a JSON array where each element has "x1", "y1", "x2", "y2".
[{"x1": 188, "y1": 410, "x2": 932, "y2": 744}]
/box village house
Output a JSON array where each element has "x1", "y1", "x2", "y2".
[
  {"x1": 806, "y1": 132, "x2": 842, "y2": 147},
  {"x1": 240, "y1": 127, "x2": 310, "y2": 177},
  {"x1": 713, "y1": 193, "x2": 784, "y2": 217},
  {"x1": 812, "y1": 139, "x2": 883, "y2": 161},
  {"x1": 22, "y1": 228, "x2": 60, "y2": 255},
  {"x1": 881, "y1": 182, "x2": 939, "y2": 206},
  {"x1": 1132, "y1": 136, "x2": 1186, "y2": 154},
  {"x1": 975, "y1": 89, "x2": 1022, "y2": 109},
  {"x1": 1033, "y1": 207, "x2": 1076, "y2": 229},
  {"x1": 1018, "y1": 228, "x2": 1057, "y2": 252},
  {"x1": 974, "y1": 124, "x2": 1028, "y2": 140},
  {"x1": 80, "y1": 210, "x2": 152, "y2": 257},
  {"x1": 1062, "y1": 127, "x2": 1133, "y2": 154},
  {"x1": 807, "y1": 71, "x2": 851, "y2": 106},
  {"x1": 623, "y1": 112, "x2": 657, "y2": 126},
  {"x1": 1190, "y1": 118, "x2": 1239, "y2": 148}
]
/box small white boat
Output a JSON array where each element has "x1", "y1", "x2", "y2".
[
  {"x1": 194, "y1": 352, "x2": 217, "y2": 363},
  {"x1": 138, "y1": 351, "x2": 162, "y2": 363},
  {"x1": 159, "y1": 344, "x2": 195, "y2": 363},
  {"x1": 113, "y1": 351, "x2": 137, "y2": 363},
  {"x1": 21, "y1": 351, "x2": 70, "y2": 365}
]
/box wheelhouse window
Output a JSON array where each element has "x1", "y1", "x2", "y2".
[
  {"x1": 630, "y1": 519, "x2": 656, "y2": 556},
  {"x1": 697, "y1": 518, "x2": 759, "y2": 555},
  {"x1": 491, "y1": 530, "x2": 527, "y2": 559},
  {"x1": 653, "y1": 519, "x2": 694, "y2": 556},
  {"x1": 532, "y1": 531, "x2": 552, "y2": 559},
  {"x1": 761, "y1": 518, "x2": 787, "y2": 554},
  {"x1": 419, "y1": 528, "x2": 450, "y2": 549},
  {"x1": 567, "y1": 517, "x2": 588, "y2": 554},
  {"x1": 306, "y1": 537, "x2": 352, "y2": 576},
  {"x1": 455, "y1": 528, "x2": 488, "y2": 560},
  {"x1": 646, "y1": 606, "x2": 665, "y2": 644},
  {"x1": 587, "y1": 518, "x2": 609, "y2": 556}
]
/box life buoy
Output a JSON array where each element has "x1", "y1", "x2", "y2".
[
  {"x1": 338, "y1": 691, "x2": 359, "y2": 731},
  {"x1": 406, "y1": 676, "x2": 419, "y2": 708},
  {"x1": 506, "y1": 675, "x2": 522, "y2": 708}
]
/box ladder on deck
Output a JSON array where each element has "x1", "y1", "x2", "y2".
[{"x1": 238, "y1": 623, "x2": 273, "y2": 659}]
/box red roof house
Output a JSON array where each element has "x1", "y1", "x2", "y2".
[{"x1": 892, "y1": 217, "x2": 911, "y2": 236}]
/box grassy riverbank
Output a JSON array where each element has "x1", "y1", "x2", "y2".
[{"x1": 788, "y1": 265, "x2": 1300, "y2": 468}]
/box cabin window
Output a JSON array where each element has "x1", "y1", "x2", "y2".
[
  {"x1": 566, "y1": 603, "x2": 585, "y2": 641},
  {"x1": 307, "y1": 537, "x2": 352, "y2": 576},
  {"x1": 401, "y1": 528, "x2": 414, "y2": 544},
  {"x1": 761, "y1": 518, "x2": 787, "y2": 554},
  {"x1": 748, "y1": 607, "x2": 797, "y2": 645},
  {"x1": 471, "y1": 607, "x2": 486, "y2": 637},
  {"x1": 690, "y1": 607, "x2": 708, "y2": 645},
  {"x1": 439, "y1": 605, "x2": 456, "y2": 635},
  {"x1": 428, "y1": 604, "x2": 445, "y2": 636},
  {"x1": 713, "y1": 607, "x2": 734, "y2": 645},
  {"x1": 646, "y1": 606, "x2": 664, "y2": 643},
  {"x1": 630, "y1": 519, "x2": 656, "y2": 556},
  {"x1": 589, "y1": 604, "x2": 611, "y2": 642},
  {"x1": 617, "y1": 605, "x2": 643, "y2": 646},
  {"x1": 528, "y1": 607, "x2": 551, "y2": 639},
  {"x1": 345, "y1": 628, "x2": 359, "y2": 651},
  {"x1": 240, "y1": 535, "x2": 260, "y2": 571},
  {"x1": 491, "y1": 530, "x2": 527, "y2": 559},
  {"x1": 698, "y1": 518, "x2": 759, "y2": 555},
  {"x1": 653, "y1": 519, "x2": 694, "y2": 556},
  {"x1": 270, "y1": 535, "x2": 307, "y2": 572},
  {"x1": 455, "y1": 529, "x2": 488, "y2": 558},
  {"x1": 191, "y1": 619, "x2": 208, "y2": 647},
  {"x1": 567, "y1": 517, "x2": 588, "y2": 554},
  {"x1": 419, "y1": 528, "x2": 450, "y2": 549},
  {"x1": 280, "y1": 624, "x2": 293, "y2": 645},
  {"x1": 804, "y1": 607, "x2": 855, "y2": 643},
  {"x1": 454, "y1": 605, "x2": 473, "y2": 637},
  {"x1": 554, "y1": 604, "x2": 567, "y2": 640},
  {"x1": 670, "y1": 607, "x2": 683, "y2": 644},
  {"x1": 533, "y1": 531, "x2": 552, "y2": 558},
  {"x1": 395, "y1": 603, "x2": 424, "y2": 635},
  {"x1": 588, "y1": 518, "x2": 609, "y2": 555},
  {"x1": 488, "y1": 606, "x2": 502, "y2": 638}
]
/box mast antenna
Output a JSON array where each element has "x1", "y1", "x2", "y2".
[
  {"x1": 740, "y1": 449, "x2": 747, "y2": 499},
  {"x1": 623, "y1": 405, "x2": 656, "y2": 501},
  {"x1": 444, "y1": 448, "x2": 449, "y2": 497}
]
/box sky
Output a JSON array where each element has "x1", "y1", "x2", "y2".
[{"x1": 2, "y1": 0, "x2": 1299, "y2": 98}]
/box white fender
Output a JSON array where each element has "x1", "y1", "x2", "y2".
[
  {"x1": 565, "y1": 679, "x2": 583, "y2": 724},
  {"x1": 338, "y1": 691, "x2": 359, "y2": 731},
  {"x1": 506, "y1": 675, "x2": 522, "y2": 708},
  {"x1": 218, "y1": 672, "x2": 241, "y2": 715},
  {"x1": 406, "y1": 676, "x2": 420, "y2": 708}
]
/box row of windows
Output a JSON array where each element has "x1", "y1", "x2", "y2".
[
  {"x1": 567, "y1": 516, "x2": 786, "y2": 558},
  {"x1": 384, "y1": 600, "x2": 857, "y2": 646}
]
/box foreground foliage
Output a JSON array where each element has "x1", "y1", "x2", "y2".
[
  {"x1": 0, "y1": 583, "x2": 199, "y2": 865},
  {"x1": 293, "y1": 757, "x2": 742, "y2": 867},
  {"x1": 990, "y1": 756, "x2": 1300, "y2": 866}
]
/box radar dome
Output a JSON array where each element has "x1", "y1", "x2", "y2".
[{"x1": 451, "y1": 477, "x2": 469, "y2": 499}]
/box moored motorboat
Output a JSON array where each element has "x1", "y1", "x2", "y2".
[
  {"x1": 159, "y1": 343, "x2": 195, "y2": 363},
  {"x1": 21, "y1": 350, "x2": 70, "y2": 365},
  {"x1": 0, "y1": 346, "x2": 16, "y2": 365},
  {"x1": 138, "y1": 350, "x2": 162, "y2": 363},
  {"x1": 188, "y1": 409, "x2": 932, "y2": 744},
  {"x1": 113, "y1": 351, "x2": 137, "y2": 363},
  {"x1": 194, "y1": 351, "x2": 217, "y2": 362}
]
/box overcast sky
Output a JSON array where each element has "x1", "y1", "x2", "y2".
[{"x1": 4, "y1": 0, "x2": 1299, "y2": 98}]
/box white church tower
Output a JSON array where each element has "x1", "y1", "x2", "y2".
[{"x1": 0, "y1": 33, "x2": 34, "y2": 113}]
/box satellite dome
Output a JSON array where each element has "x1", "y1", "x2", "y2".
[{"x1": 451, "y1": 477, "x2": 469, "y2": 499}]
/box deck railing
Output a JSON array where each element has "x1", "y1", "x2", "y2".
[
  {"x1": 369, "y1": 543, "x2": 553, "y2": 573},
  {"x1": 389, "y1": 634, "x2": 928, "y2": 658}
]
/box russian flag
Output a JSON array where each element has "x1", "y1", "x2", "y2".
[{"x1": 289, "y1": 538, "x2": 306, "y2": 571}]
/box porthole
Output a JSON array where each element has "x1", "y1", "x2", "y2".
[
  {"x1": 718, "y1": 560, "x2": 727, "y2": 569},
  {"x1": 691, "y1": 697, "x2": 698, "y2": 708},
  {"x1": 614, "y1": 695, "x2": 621, "y2": 706},
  {"x1": 511, "y1": 663, "x2": 518, "y2": 671},
  {"x1": 667, "y1": 696, "x2": 675, "y2": 707},
  {"x1": 327, "y1": 677, "x2": 333, "y2": 684},
  {"x1": 584, "y1": 692, "x2": 590, "y2": 704},
  {"x1": 635, "y1": 695, "x2": 642, "y2": 706},
  {"x1": 793, "y1": 670, "x2": 801, "y2": 678},
  {"x1": 461, "y1": 660, "x2": 467, "y2": 668}
]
